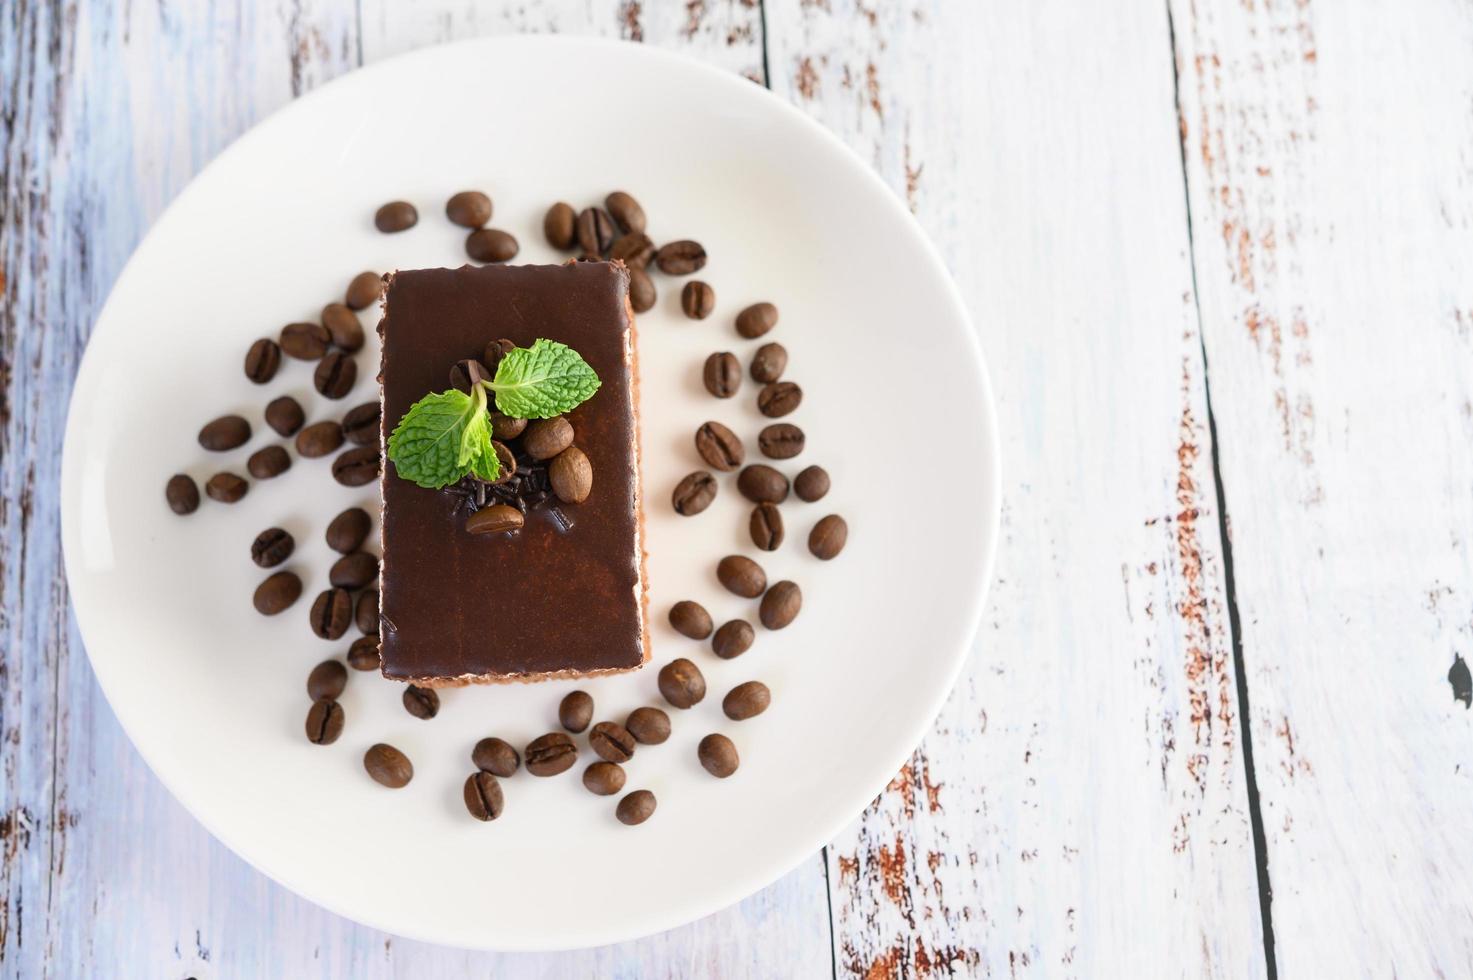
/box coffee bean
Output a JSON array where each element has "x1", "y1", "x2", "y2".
[
  {"x1": 253, "y1": 571, "x2": 302, "y2": 615},
  {"x1": 356, "y1": 589, "x2": 379, "y2": 635},
  {"x1": 629, "y1": 267, "x2": 656, "y2": 313},
  {"x1": 347, "y1": 635, "x2": 380, "y2": 671},
  {"x1": 449, "y1": 358, "x2": 489, "y2": 393},
  {"x1": 750, "y1": 342, "x2": 788, "y2": 383},
  {"x1": 165, "y1": 474, "x2": 199, "y2": 515},
  {"x1": 737, "y1": 464, "x2": 789, "y2": 504},
  {"x1": 717, "y1": 555, "x2": 767, "y2": 598},
  {"x1": 326, "y1": 507, "x2": 371, "y2": 553},
  {"x1": 525, "y1": 732, "x2": 578, "y2": 776},
  {"x1": 749, "y1": 503, "x2": 784, "y2": 551},
  {"x1": 605, "y1": 191, "x2": 646, "y2": 234},
  {"x1": 609, "y1": 232, "x2": 655, "y2": 269},
  {"x1": 672, "y1": 471, "x2": 717, "y2": 516},
  {"x1": 692, "y1": 422, "x2": 743, "y2": 474},
  {"x1": 703, "y1": 352, "x2": 741, "y2": 398},
  {"x1": 758, "y1": 423, "x2": 805, "y2": 460},
  {"x1": 489, "y1": 412, "x2": 527, "y2": 441},
  {"x1": 589, "y1": 721, "x2": 636, "y2": 763},
  {"x1": 463, "y1": 770, "x2": 505, "y2": 821},
  {"x1": 245, "y1": 338, "x2": 282, "y2": 383},
  {"x1": 576, "y1": 207, "x2": 616, "y2": 255},
  {"x1": 402, "y1": 684, "x2": 440, "y2": 720},
  {"x1": 281, "y1": 321, "x2": 330, "y2": 360},
  {"x1": 559, "y1": 690, "x2": 594, "y2": 733},
  {"x1": 309, "y1": 588, "x2": 352, "y2": 639},
  {"x1": 626, "y1": 706, "x2": 671, "y2": 745},
  {"x1": 332, "y1": 446, "x2": 381, "y2": 486},
  {"x1": 582, "y1": 761, "x2": 627, "y2": 796},
  {"x1": 247, "y1": 445, "x2": 291, "y2": 480},
  {"x1": 522, "y1": 416, "x2": 573, "y2": 460},
  {"x1": 698, "y1": 733, "x2": 739, "y2": 778},
  {"x1": 483, "y1": 338, "x2": 516, "y2": 374},
  {"x1": 330, "y1": 551, "x2": 379, "y2": 590},
  {"x1": 655, "y1": 240, "x2": 707, "y2": 275},
  {"x1": 374, "y1": 200, "x2": 418, "y2": 233},
  {"x1": 364, "y1": 743, "x2": 413, "y2": 788},
  {"x1": 735, "y1": 302, "x2": 778, "y2": 339},
  {"x1": 205, "y1": 472, "x2": 248, "y2": 503},
  {"x1": 321, "y1": 302, "x2": 364, "y2": 352},
  {"x1": 712, "y1": 619, "x2": 755, "y2": 659},
  {"x1": 723, "y1": 681, "x2": 770, "y2": 721},
  {"x1": 758, "y1": 381, "x2": 803, "y2": 418},
  {"x1": 544, "y1": 202, "x2": 577, "y2": 249},
  {"x1": 342, "y1": 402, "x2": 381, "y2": 446},
  {"x1": 657, "y1": 658, "x2": 706, "y2": 709},
  {"x1": 466, "y1": 503, "x2": 524, "y2": 535},
  {"x1": 314, "y1": 350, "x2": 357, "y2": 399},
  {"x1": 681, "y1": 281, "x2": 716, "y2": 320},
  {"x1": 466, "y1": 228, "x2": 519, "y2": 263},
  {"x1": 794, "y1": 465, "x2": 831, "y2": 502},
  {"x1": 617, "y1": 789, "x2": 657, "y2": 825},
  {"x1": 473, "y1": 737, "x2": 521, "y2": 777},
  {"x1": 345, "y1": 271, "x2": 382, "y2": 311},
  {"x1": 809, "y1": 514, "x2": 849, "y2": 560},
  {"x1": 307, "y1": 659, "x2": 348, "y2": 700},
  {"x1": 492, "y1": 440, "x2": 517, "y2": 482},
  {"x1": 668, "y1": 600, "x2": 713, "y2": 640},
  {"x1": 306, "y1": 699, "x2": 344, "y2": 745},
  {"x1": 446, "y1": 190, "x2": 493, "y2": 228},
  {"x1": 265, "y1": 396, "x2": 305, "y2": 437},
  {"x1": 251, "y1": 527, "x2": 294, "y2": 568},
  {"x1": 198, "y1": 415, "x2": 251, "y2": 451},
  {"x1": 549, "y1": 446, "x2": 593, "y2": 504},
  {"x1": 760, "y1": 580, "x2": 802, "y2": 630}
]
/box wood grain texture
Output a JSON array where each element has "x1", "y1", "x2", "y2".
[{"x1": 1170, "y1": 0, "x2": 1473, "y2": 975}]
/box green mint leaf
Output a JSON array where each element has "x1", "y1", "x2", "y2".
[
  {"x1": 387, "y1": 389, "x2": 482, "y2": 489},
  {"x1": 458, "y1": 397, "x2": 502, "y2": 483},
  {"x1": 486, "y1": 339, "x2": 601, "y2": 419}
]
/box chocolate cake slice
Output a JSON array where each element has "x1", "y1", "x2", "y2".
[{"x1": 377, "y1": 262, "x2": 649, "y2": 685}]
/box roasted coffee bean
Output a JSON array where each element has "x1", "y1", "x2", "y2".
[
  {"x1": 347, "y1": 635, "x2": 381, "y2": 671},
  {"x1": 794, "y1": 465, "x2": 831, "y2": 502},
  {"x1": 265, "y1": 396, "x2": 305, "y2": 437},
  {"x1": 576, "y1": 207, "x2": 616, "y2": 255},
  {"x1": 466, "y1": 228, "x2": 519, "y2": 263},
  {"x1": 737, "y1": 464, "x2": 789, "y2": 504},
  {"x1": 749, "y1": 503, "x2": 784, "y2": 551},
  {"x1": 525, "y1": 732, "x2": 578, "y2": 776},
  {"x1": 253, "y1": 571, "x2": 302, "y2": 615},
  {"x1": 589, "y1": 721, "x2": 636, "y2": 763},
  {"x1": 703, "y1": 352, "x2": 741, "y2": 398},
  {"x1": 281, "y1": 321, "x2": 330, "y2": 360},
  {"x1": 626, "y1": 706, "x2": 671, "y2": 745},
  {"x1": 332, "y1": 446, "x2": 381, "y2": 486},
  {"x1": 750, "y1": 342, "x2": 788, "y2": 383},
  {"x1": 544, "y1": 202, "x2": 577, "y2": 249},
  {"x1": 672, "y1": 471, "x2": 717, "y2": 516},
  {"x1": 251, "y1": 527, "x2": 294, "y2": 568},
  {"x1": 617, "y1": 789, "x2": 657, "y2": 825},
  {"x1": 669, "y1": 600, "x2": 714, "y2": 640},
  {"x1": 247, "y1": 445, "x2": 291, "y2": 480},
  {"x1": 374, "y1": 200, "x2": 418, "y2": 233},
  {"x1": 466, "y1": 503, "x2": 524, "y2": 535},
  {"x1": 307, "y1": 659, "x2": 348, "y2": 701},
  {"x1": 758, "y1": 423, "x2": 805, "y2": 460},
  {"x1": 681, "y1": 280, "x2": 716, "y2": 319},
  {"x1": 549, "y1": 446, "x2": 593, "y2": 504},
  {"x1": 165, "y1": 474, "x2": 199, "y2": 515},
  {"x1": 309, "y1": 588, "x2": 353, "y2": 639},
  {"x1": 483, "y1": 338, "x2": 516, "y2": 374},
  {"x1": 356, "y1": 589, "x2": 379, "y2": 635},
  {"x1": 463, "y1": 771, "x2": 504, "y2": 821},
  {"x1": 345, "y1": 271, "x2": 383, "y2": 311},
  {"x1": 342, "y1": 402, "x2": 381, "y2": 446},
  {"x1": 473, "y1": 737, "x2": 521, "y2": 777},
  {"x1": 449, "y1": 357, "x2": 489, "y2": 392},
  {"x1": 657, "y1": 658, "x2": 706, "y2": 709},
  {"x1": 330, "y1": 551, "x2": 379, "y2": 590},
  {"x1": 205, "y1": 472, "x2": 248, "y2": 503},
  {"x1": 712, "y1": 619, "x2": 755, "y2": 659},
  {"x1": 402, "y1": 684, "x2": 440, "y2": 720},
  {"x1": 655, "y1": 240, "x2": 707, "y2": 275},
  {"x1": 559, "y1": 691, "x2": 595, "y2": 733},
  {"x1": 760, "y1": 580, "x2": 802, "y2": 630},
  {"x1": 489, "y1": 412, "x2": 527, "y2": 441},
  {"x1": 446, "y1": 190, "x2": 493, "y2": 228},
  {"x1": 245, "y1": 338, "x2": 282, "y2": 383},
  {"x1": 605, "y1": 191, "x2": 646, "y2": 234},
  {"x1": 522, "y1": 416, "x2": 574, "y2": 460},
  {"x1": 321, "y1": 302, "x2": 364, "y2": 351},
  {"x1": 717, "y1": 555, "x2": 767, "y2": 598},
  {"x1": 306, "y1": 699, "x2": 344, "y2": 745},
  {"x1": 314, "y1": 350, "x2": 357, "y2": 399},
  {"x1": 629, "y1": 267, "x2": 656, "y2": 314},
  {"x1": 582, "y1": 761, "x2": 627, "y2": 796},
  {"x1": 492, "y1": 440, "x2": 516, "y2": 481},
  {"x1": 735, "y1": 302, "x2": 779, "y2": 339},
  {"x1": 698, "y1": 733, "x2": 739, "y2": 778},
  {"x1": 199, "y1": 415, "x2": 251, "y2": 451},
  {"x1": 609, "y1": 232, "x2": 655, "y2": 269},
  {"x1": 364, "y1": 743, "x2": 413, "y2": 788},
  {"x1": 809, "y1": 514, "x2": 849, "y2": 560},
  {"x1": 758, "y1": 381, "x2": 803, "y2": 418},
  {"x1": 693, "y1": 421, "x2": 743, "y2": 472},
  {"x1": 723, "y1": 681, "x2": 771, "y2": 721},
  {"x1": 326, "y1": 507, "x2": 371, "y2": 553}
]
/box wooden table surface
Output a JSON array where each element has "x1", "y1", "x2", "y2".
[{"x1": 5, "y1": 1, "x2": 1472, "y2": 976}]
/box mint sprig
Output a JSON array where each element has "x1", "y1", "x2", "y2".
[{"x1": 485, "y1": 339, "x2": 601, "y2": 419}]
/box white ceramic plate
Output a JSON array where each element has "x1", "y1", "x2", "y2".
[{"x1": 61, "y1": 36, "x2": 999, "y2": 951}]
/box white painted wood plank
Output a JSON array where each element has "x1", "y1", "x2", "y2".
[
  {"x1": 763, "y1": 2, "x2": 1270, "y2": 976},
  {"x1": 1170, "y1": 0, "x2": 1473, "y2": 975}
]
